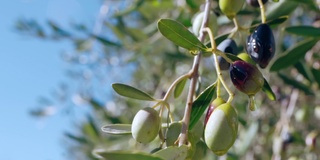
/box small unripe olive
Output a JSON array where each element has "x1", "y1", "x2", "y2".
[
  {"x1": 205, "y1": 97, "x2": 226, "y2": 126},
  {"x1": 204, "y1": 103, "x2": 238, "y2": 156},
  {"x1": 192, "y1": 11, "x2": 218, "y2": 37},
  {"x1": 237, "y1": 53, "x2": 255, "y2": 65},
  {"x1": 219, "y1": 0, "x2": 245, "y2": 19},
  {"x1": 131, "y1": 107, "x2": 160, "y2": 143}
]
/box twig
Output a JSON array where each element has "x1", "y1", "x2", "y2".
[{"x1": 178, "y1": 0, "x2": 211, "y2": 146}]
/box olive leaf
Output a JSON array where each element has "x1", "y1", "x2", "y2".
[
  {"x1": 93, "y1": 150, "x2": 163, "y2": 160},
  {"x1": 270, "y1": 38, "x2": 318, "y2": 71},
  {"x1": 278, "y1": 73, "x2": 314, "y2": 95},
  {"x1": 157, "y1": 19, "x2": 207, "y2": 53},
  {"x1": 189, "y1": 83, "x2": 216, "y2": 130},
  {"x1": 311, "y1": 68, "x2": 320, "y2": 87},
  {"x1": 153, "y1": 145, "x2": 188, "y2": 160},
  {"x1": 91, "y1": 35, "x2": 122, "y2": 47},
  {"x1": 262, "y1": 78, "x2": 276, "y2": 101},
  {"x1": 265, "y1": 0, "x2": 298, "y2": 22},
  {"x1": 101, "y1": 124, "x2": 132, "y2": 135},
  {"x1": 294, "y1": 61, "x2": 314, "y2": 82},
  {"x1": 285, "y1": 26, "x2": 320, "y2": 37},
  {"x1": 174, "y1": 77, "x2": 188, "y2": 98},
  {"x1": 112, "y1": 83, "x2": 156, "y2": 101}
]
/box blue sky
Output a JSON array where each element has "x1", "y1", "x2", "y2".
[{"x1": 0, "y1": 0, "x2": 100, "y2": 159}]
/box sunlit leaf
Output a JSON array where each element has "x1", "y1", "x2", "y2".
[
  {"x1": 112, "y1": 83, "x2": 156, "y2": 101},
  {"x1": 153, "y1": 145, "x2": 188, "y2": 160},
  {"x1": 270, "y1": 38, "x2": 318, "y2": 71},
  {"x1": 278, "y1": 73, "x2": 314, "y2": 95},
  {"x1": 174, "y1": 77, "x2": 188, "y2": 98},
  {"x1": 157, "y1": 19, "x2": 207, "y2": 53},
  {"x1": 285, "y1": 26, "x2": 320, "y2": 37},
  {"x1": 189, "y1": 83, "x2": 216, "y2": 130},
  {"x1": 262, "y1": 78, "x2": 276, "y2": 101},
  {"x1": 93, "y1": 150, "x2": 163, "y2": 160}
]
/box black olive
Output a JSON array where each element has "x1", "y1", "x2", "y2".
[
  {"x1": 217, "y1": 38, "x2": 238, "y2": 70},
  {"x1": 246, "y1": 24, "x2": 275, "y2": 68}
]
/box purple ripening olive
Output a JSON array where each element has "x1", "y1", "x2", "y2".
[
  {"x1": 229, "y1": 60, "x2": 264, "y2": 96},
  {"x1": 246, "y1": 23, "x2": 275, "y2": 68},
  {"x1": 246, "y1": 0, "x2": 268, "y2": 7}
]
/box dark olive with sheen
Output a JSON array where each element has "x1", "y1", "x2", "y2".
[
  {"x1": 217, "y1": 38, "x2": 238, "y2": 70},
  {"x1": 246, "y1": 24, "x2": 275, "y2": 68},
  {"x1": 246, "y1": 0, "x2": 268, "y2": 7}
]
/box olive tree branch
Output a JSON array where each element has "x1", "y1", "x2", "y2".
[{"x1": 178, "y1": 0, "x2": 211, "y2": 146}]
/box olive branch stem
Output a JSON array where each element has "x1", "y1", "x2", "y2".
[
  {"x1": 258, "y1": 0, "x2": 266, "y2": 23},
  {"x1": 204, "y1": 27, "x2": 234, "y2": 102},
  {"x1": 178, "y1": 0, "x2": 211, "y2": 146}
]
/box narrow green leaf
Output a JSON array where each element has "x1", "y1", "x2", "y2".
[
  {"x1": 294, "y1": 61, "x2": 314, "y2": 82},
  {"x1": 153, "y1": 145, "x2": 188, "y2": 160},
  {"x1": 189, "y1": 83, "x2": 216, "y2": 130},
  {"x1": 278, "y1": 73, "x2": 314, "y2": 95},
  {"x1": 270, "y1": 38, "x2": 318, "y2": 71},
  {"x1": 262, "y1": 78, "x2": 276, "y2": 101},
  {"x1": 157, "y1": 19, "x2": 207, "y2": 52},
  {"x1": 112, "y1": 83, "x2": 155, "y2": 101},
  {"x1": 101, "y1": 124, "x2": 132, "y2": 135},
  {"x1": 265, "y1": 0, "x2": 298, "y2": 22},
  {"x1": 311, "y1": 68, "x2": 320, "y2": 87},
  {"x1": 93, "y1": 150, "x2": 163, "y2": 160},
  {"x1": 64, "y1": 132, "x2": 88, "y2": 144},
  {"x1": 174, "y1": 78, "x2": 188, "y2": 98},
  {"x1": 92, "y1": 35, "x2": 121, "y2": 47},
  {"x1": 285, "y1": 26, "x2": 320, "y2": 37}
]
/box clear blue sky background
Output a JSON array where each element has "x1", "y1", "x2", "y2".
[{"x1": 0, "y1": 0, "x2": 100, "y2": 159}]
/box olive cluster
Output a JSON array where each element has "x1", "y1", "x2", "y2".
[
  {"x1": 203, "y1": 0, "x2": 275, "y2": 155},
  {"x1": 128, "y1": 0, "x2": 276, "y2": 157}
]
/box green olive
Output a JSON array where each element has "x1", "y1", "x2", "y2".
[
  {"x1": 219, "y1": 0, "x2": 245, "y2": 19},
  {"x1": 131, "y1": 107, "x2": 160, "y2": 143},
  {"x1": 192, "y1": 11, "x2": 218, "y2": 37},
  {"x1": 204, "y1": 103, "x2": 238, "y2": 156}
]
